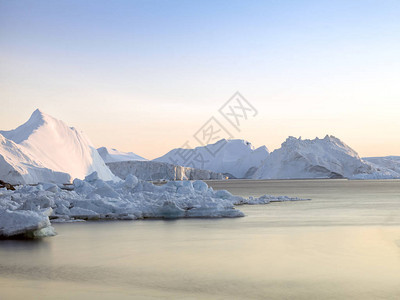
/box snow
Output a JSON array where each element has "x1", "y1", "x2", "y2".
[
  {"x1": 98, "y1": 147, "x2": 147, "y2": 163},
  {"x1": 0, "y1": 172, "x2": 307, "y2": 238},
  {"x1": 0, "y1": 109, "x2": 116, "y2": 184},
  {"x1": 0, "y1": 133, "x2": 71, "y2": 184},
  {"x1": 252, "y1": 135, "x2": 376, "y2": 179},
  {"x1": 154, "y1": 139, "x2": 269, "y2": 178},
  {"x1": 106, "y1": 160, "x2": 224, "y2": 181}
]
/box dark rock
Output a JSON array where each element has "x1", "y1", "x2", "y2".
[{"x1": 0, "y1": 180, "x2": 16, "y2": 190}]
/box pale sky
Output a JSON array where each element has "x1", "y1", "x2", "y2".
[{"x1": 1, "y1": 0, "x2": 399, "y2": 159}]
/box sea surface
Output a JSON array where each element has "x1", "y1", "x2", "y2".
[{"x1": 1, "y1": 179, "x2": 400, "y2": 299}]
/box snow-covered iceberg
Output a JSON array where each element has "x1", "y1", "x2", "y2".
[
  {"x1": 154, "y1": 139, "x2": 269, "y2": 178},
  {"x1": 0, "y1": 173, "x2": 306, "y2": 238},
  {"x1": 106, "y1": 160, "x2": 224, "y2": 181},
  {"x1": 97, "y1": 146, "x2": 148, "y2": 163},
  {"x1": 0, "y1": 109, "x2": 116, "y2": 184},
  {"x1": 251, "y1": 135, "x2": 400, "y2": 180},
  {"x1": 253, "y1": 135, "x2": 376, "y2": 179}
]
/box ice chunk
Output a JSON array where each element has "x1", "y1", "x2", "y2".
[
  {"x1": 85, "y1": 171, "x2": 99, "y2": 183},
  {"x1": 69, "y1": 207, "x2": 99, "y2": 220},
  {"x1": 193, "y1": 180, "x2": 208, "y2": 193},
  {"x1": 157, "y1": 201, "x2": 186, "y2": 219},
  {"x1": 0, "y1": 208, "x2": 53, "y2": 237},
  {"x1": 124, "y1": 174, "x2": 139, "y2": 189},
  {"x1": 0, "y1": 174, "x2": 309, "y2": 238},
  {"x1": 41, "y1": 183, "x2": 59, "y2": 193}
]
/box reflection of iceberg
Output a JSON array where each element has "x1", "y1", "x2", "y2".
[{"x1": 0, "y1": 172, "x2": 307, "y2": 238}]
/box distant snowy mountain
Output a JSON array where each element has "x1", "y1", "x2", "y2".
[
  {"x1": 252, "y1": 135, "x2": 376, "y2": 179},
  {"x1": 0, "y1": 109, "x2": 116, "y2": 184},
  {"x1": 97, "y1": 147, "x2": 147, "y2": 163},
  {"x1": 154, "y1": 139, "x2": 269, "y2": 178}
]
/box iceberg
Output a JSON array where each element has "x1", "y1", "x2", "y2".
[
  {"x1": 0, "y1": 109, "x2": 116, "y2": 184},
  {"x1": 253, "y1": 135, "x2": 379, "y2": 179},
  {"x1": 154, "y1": 139, "x2": 269, "y2": 179}
]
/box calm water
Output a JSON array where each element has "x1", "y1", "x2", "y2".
[{"x1": 1, "y1": 179, "x2": 400, "y2": 299}]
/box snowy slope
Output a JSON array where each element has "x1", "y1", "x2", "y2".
[
  {"x1": 0, "y1": 109, "x2": 115, "y2": 184},
  {"x1": 98, "y1": 147, "x2": 147, "y2": 163},
  {"x1": 253, "y1": 135, "x2": 375, "y2": 179},
  {"x1": 0, "y1": 133, "x2": 71, "y2": 184},
  {"x1": 154, "y1": 139, "x2": 269, "y2": 178}
]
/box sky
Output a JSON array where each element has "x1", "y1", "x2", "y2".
[{"x1": 0, "y1": 0, "x2": 399, "y2": 159}]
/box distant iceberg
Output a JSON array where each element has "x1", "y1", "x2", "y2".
[
  {"x1": 154, "y1": 136, "x2": 400, "y2": 180},
  {"x1": 252, "y1": 135, "x2": 374, "y2": 179},
  {"x1": 154, "y1": 139, "x2": 269, "y2": 179}
]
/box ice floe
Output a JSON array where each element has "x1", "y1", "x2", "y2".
[{"x1": 0, "y1": 172, "x2": 307, "y2": 238}]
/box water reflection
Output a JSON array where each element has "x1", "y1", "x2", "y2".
[
  {"x1": 0, "y1": 238, "x2": 50, "y2": 252},
  {"x1": 1, "y1": 179, "x2": 400, "y2": 299}
]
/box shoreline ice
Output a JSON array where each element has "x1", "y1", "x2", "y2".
[{"x1": 0, "y1": 172, "x2": 307, "y2": 238}]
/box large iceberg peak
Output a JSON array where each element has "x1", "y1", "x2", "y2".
[
  {"x1": 323, "y1": 134, "x2": 343, "y2": 145},
  {"x1": 25, "y1": 108, "x2": 55, "y2": 128},
  {"x1": 0, "y1": 109, "x2": 116, "y2": 184},
  {"x1": 0, "y1": 108, "x2": 50, "y2": 144},
  {"x1": 31, "y1": 108, "x2": 47, "y2": 119}
]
